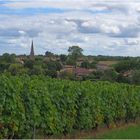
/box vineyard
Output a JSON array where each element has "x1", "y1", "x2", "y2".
[{"x1": 0, "y1": 74, "x2": 140, "y2": 139}]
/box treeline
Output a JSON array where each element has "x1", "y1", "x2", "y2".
[
  {"x1": 0, "y1": 74, "x2": 140, "y2": 138},
  {"x1": 0, "y1": 53, "x2": 62, "y2": 77},
  {"x1": 90, "y1": 55, "x2": 135, "y2": 61},
  {"x1": 1, "y1": 46, "x2": 140, "y2": 85}
]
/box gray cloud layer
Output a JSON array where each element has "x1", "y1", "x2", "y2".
[{"x1": 0, "y1": 0, "x2": 140, "y2": 56}]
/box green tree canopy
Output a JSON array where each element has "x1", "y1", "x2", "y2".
[
  {"x1": 60, "y1": 54, "x2": 67, "y2": 62},
  {"x1": 131, "y1": 70, "x2": 140, "y2": 84},
  {"x1": 45, "y1": 51, "x2": 54, "y2": 57},
  {"x1": 68, "y1": 46, "x2": 83, "y2": 60},
  {"x1": 8, "y1": 63, "x2": 28, "y2": 75},
  {"x1": 1, "y1": 53, "x2": 16, "y2": 63},
  {"x1": 46, "y1": 61, "x2": 62, "y2": 71},
  {"x1": 80, "y1": 61, "x2": 90, "y2": 69}
]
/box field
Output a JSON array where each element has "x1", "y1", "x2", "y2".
[
  {"x1": 1, "y1": 74, "x2": 140, "y2": 139},
  {"x1": 98, "y1": 61, "x2": 118, "y2": 66},
  {"x1": 98, "y1": 123, "x2": 140, "y2": 139},
  {"x1": 46, "y1": 122, "x2": 140, "y2": 139}
]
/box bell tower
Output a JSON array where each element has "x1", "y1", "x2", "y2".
[{"x1": 30, "y1": 40, "x2": 35, "y2": 57}]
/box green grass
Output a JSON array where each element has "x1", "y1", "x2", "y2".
[{"x1": 98, "y1": 124, "x2": 140, "y2": 139}]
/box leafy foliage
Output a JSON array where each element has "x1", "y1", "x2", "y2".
[
  {"x1": 68, "y1": 46, "x2": 83, "y2": 64},
  {"x1": 114, "y1": 59, "x2": 140, "y2": 73},
  {"x1": 0, "y1": 75, "x2": 140, "y2": 138}
]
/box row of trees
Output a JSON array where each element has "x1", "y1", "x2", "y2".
[
  {"x1": 84, "y1": 68, "x2": 140, "y2": 85},
  {"x1": 1, "y1": 46, "x2": 140, "y2": 84},
  {"x1": 0, "y1": 46, "x2": 84, "y2": 77}
]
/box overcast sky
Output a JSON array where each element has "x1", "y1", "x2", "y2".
[{"x1": 0, "y1": 0, "x2": 140, "y2": 56}]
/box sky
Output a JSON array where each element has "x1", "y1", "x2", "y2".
[{"x1": 0, "y1": 0, "x2": 140, "y2": 56}]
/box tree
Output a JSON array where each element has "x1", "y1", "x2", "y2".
[
  {"x1": 60, "y1": 54, "x2": 67, "y2": 63},
  {"x1": 30, "y1": 65, "x2": 44, "y2": 75},
  {"x1": 101, "y1": 69, "x2": 118, "y2": 82},
  {"x1": 46, "y1": 61, "x2": 62, "y2": 71},
  {"x1": 131, "y1": 70, "x2": 140, "y2": 84},
  {"x1": 85, "y1": 71, "x2": 103, "y2": 81},
  {"x1": 117, "y1": 74, "x2": 131, "y2": 84},
  {"x1": 8, "y1": 63, "x2": 28, "y2": 75},
  {"x1": 80, "y1": 61, "x2": 90, "y2": 69},
  {"x1": 68, "y1": 46, "x2": 83, "y2": 60},
  {"x1": 0, "y1": 63, "x2": 10, "y2": 73},
  {"x1": 1, "y1": 53, "x2": 16, "y2": 63},
  {"x1": 90, "y1": 61, "x2": 97, "y2": 68},
  {"x1": 66, "y1": 56, "x2": 76, "y2": 66},
  {"x1": 45, "y1": 70, "x2": 57, "y2": 78},
  {"x1": 24, "y1": 59, "x2": 35, "y2": 69},
  {"x1": 45, "y1": 51, "x2": 54, "y2": 57},
  {"x1": 0, "y1": 53, "x2": 17, "y2": 73},
  {"x1": 80, "y1": 60, "x2": 97, "y2": 69},
  {"x1": 114, "y1": 59, "x2": 140, "y2": 73}
]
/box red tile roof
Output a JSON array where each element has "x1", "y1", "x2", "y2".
[{"x1": 74, "y1": 68, "x2": 91, "y2": 76}]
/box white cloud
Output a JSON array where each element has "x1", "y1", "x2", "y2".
[{"x1": 0, "y1": 0, "x2": 140, "y2": 56}]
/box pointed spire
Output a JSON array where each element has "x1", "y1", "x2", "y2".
[{"x1": 30, "y1": 40, "x2": 35, "y2": 57}]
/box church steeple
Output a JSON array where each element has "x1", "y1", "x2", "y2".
[{"x1": 30, "y1": 40, "x2": 35, "y2": 57}]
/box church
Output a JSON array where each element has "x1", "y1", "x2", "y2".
[{"x1": 30, "y1": 40, "x2": 35, "y2": 57}]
